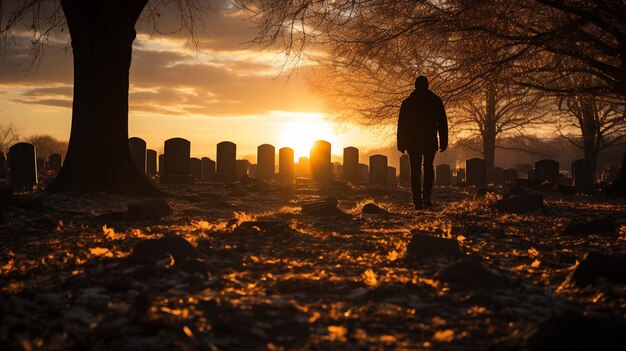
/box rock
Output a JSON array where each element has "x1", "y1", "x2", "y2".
[
  {"x1": 179, "y1": 258, "x2": 208, "y2": 275},
  {"x1": 405, "y1": 231, "x2": 462, "y2": 260},
  {"x1": 437, "y1": 259, "x2": 507, "y2": 290},
  {"x1": 568, "y1": 252, "x2": 626, "y2": 287},
  {"x1": 127, "y1": 236, "x2": 197, "y2": 265},
  {"x1": 521, "y1": 309, "x2": 626, "y2": 350},
  {"x1": 127, "y1": 198, "x2": 171, "y2": 220},
  {"x1": 563, "y1": 218, "x2": 616, "y2": 237},
  {"x1": 301, "y1": 196, "x2": 342, "y2": 216},
  {"x1": 361, "y1": 203, "x2": 388, "y2": 215},
  {"x1": 0, "y1": 185, "x2": 13, "y2": 206},
  {"x1": 496, "y1": 193, "x2": 543, "y2": 213},
  {"x1": 234, "y1": 221, "x2": 292, "y2": 235}
]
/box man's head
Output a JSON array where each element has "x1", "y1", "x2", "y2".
[{"x1": 414, "y1": 76, "x2": 428, "y2": 91}]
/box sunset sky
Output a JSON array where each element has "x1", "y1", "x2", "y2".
[{"x1": 0, "y1": 1, "x2": 398, "y2": 165}]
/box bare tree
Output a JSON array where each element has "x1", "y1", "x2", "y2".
[
  {"x1": 0, "y1": 122, "x2": 20, "y2": 153},
  {"x1": 0, "y1": 0, "x2": 208, "y2": 196},
  {"x1": 24, "y1": 134, "x2": 69, "y2": 159}
]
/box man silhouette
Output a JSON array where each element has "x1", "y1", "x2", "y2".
[{"x1": 397, "y1": 76, "x2": 448, "y2": 209}]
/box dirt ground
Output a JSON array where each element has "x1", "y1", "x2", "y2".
[{"x1": 1, "y1": 181, "x2": 625, "y2": 350}]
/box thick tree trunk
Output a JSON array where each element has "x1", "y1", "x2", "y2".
[
  {"x1": 46, "y1": 0, "x2": 161, "y2": 196},
  {"x1": 483, "y1": 82, "x2": 497, "y2": 179},
  {"x1": 606, "y1": 148, "x2": 626, "y2": 195}
]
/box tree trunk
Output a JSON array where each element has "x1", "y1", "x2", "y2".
[
  {"x1": 482, "y1": 81, "x2": 497, "y2": 180},
  {"x1": 46, "y1": 0, "x2": 161, "y2": 196},
  {"x1": 606, "y1": 148, "x2": 626, "y2": 195}
]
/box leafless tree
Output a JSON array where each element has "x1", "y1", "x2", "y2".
[
  {"x1": 0, "y1": 122, "x2": 21, "y2": 153},
  {"x1": 0, "y1": 0, "x2": 209, "y2": 196}
]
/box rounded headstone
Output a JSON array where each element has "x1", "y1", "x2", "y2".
[
  {"x1": 257, "y1": 144, "x2": 275, "y2": 180},
  {"x1": 216, "y1": 141, "x2": 237, "y2": 182},
  {"x1": 9, "y1": 143, "x2": 38, "y2": 189},
  {"x1": 369, "y1": 154, "x2": 388, "y2": 184},
  {"x1": 128, "y1": 137, "x2": 147, "y2": 174},
  {"x1": 310, "y1": 140, "x2": 331, "y2": 183},
  {"x1": 279, "y1": 147, "x2": 295, "y2": 182},
  {"x1": 342, "y1": 147, "x2": 359, "y2": 181}
]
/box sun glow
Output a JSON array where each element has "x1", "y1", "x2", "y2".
[{"x1": 279, "y1": 113, "x2": 340, "y2": 158}]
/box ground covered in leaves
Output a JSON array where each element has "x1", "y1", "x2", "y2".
[{"x1": 1, "y1": 181, "x2": 625, "y2": 350}]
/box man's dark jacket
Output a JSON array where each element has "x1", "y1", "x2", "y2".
[{"x1": 397, "y1": 88, "x2": 448, "y2": 152}]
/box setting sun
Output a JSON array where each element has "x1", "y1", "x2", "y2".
[{"x1": 279, "y1": 113, "x2": 340, "y2": 158}]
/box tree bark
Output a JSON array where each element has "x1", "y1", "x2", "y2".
[
  {"x1": 482, "y1": 82, "x2": 497, "y2": 178},
  {"x1": 46, "y1": 0, "x2": 161, "y2": 196}
]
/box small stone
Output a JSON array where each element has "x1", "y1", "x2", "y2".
[
  {"x1": 521, "y1": 309, "x2": 626, "y2": 350},
  {"x1": 405, "y1": 231, "x2": 462, "y2": 260},
  {"x1": 234, "y1": 221, "x2": 292, "y2": 235},
  {"x1": 563, "y1": 218, "x2": 616, "y2": 237},
  {"x1": 496, "y1": 193, "x2": 543, "y2": 213},
  {"x1": 127, "y1": 236, "x2": 197, "y2": 265},
  {"x1": 361, "y1": 203, "x2": 388, "y2": 215},
  {"x1": 568, "y1": 252, "x2": 626, "y2": 287},
  {"x1": 127, "y1": 198, "x2": 171, "y2": 220},
  {"x1": 301, "y1": 196, "x2": 342, "y2": 216},
  {"x1": 437, "y1": 259, "x2": 507, "y2": 290}
]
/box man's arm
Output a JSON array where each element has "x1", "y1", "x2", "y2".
[
  {"x1": 437, "y1": 98, "x2": 448, "y2": 151},
  {"x1": 397, "y1": 101, "x2": 408, "y2": 152}
]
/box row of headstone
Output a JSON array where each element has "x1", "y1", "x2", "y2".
[{"x1": 1, "y1": 142, "x2": 64, "y2": 190}]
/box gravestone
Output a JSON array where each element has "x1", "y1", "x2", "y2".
[
  {"x1": 249, "y1": 164, "x2": 258, "y2": 178},
  {"x1": 455, "y1": 168, "x2": 465, "y2": 184},
  {"x1": 236, "y1": 159, "x2": 250, "y2": 179},
  {"x1": 158, "y1": 154, "x2": 165, "y2": 176},
  {"x1": 297, "y1": 157, "x2": 310, "y2": 178},
  {"x1": 310, "y1": 140, "x2": 331, "y2": 183},
  {"x1": 369, "y1": 154, "x2": 388, "y2": 184},
  {"x1": 503, "y1": 168, "x2": 518, "y2": 184},
  {"x1": 342, "y1": 147, "x2": 359, "y2": 181},
  {"x1": 572, "y1": 159, "x2": 594, "y2": 189},
  {"x1": 527, "y1": 168, "x2": 536, "y2": 179},
  {"x1": 257, "y1": 144, "x2": 275, "y2": 180},
  {"x1": 201, "y1": 157, "x2": 216, "y2": 181},
  {"x1": 216, "y1": 141, "x2": 237, "y2": 182},
  {"x1": 436, "y1": 164, "x2": 452, "y2": 186},
  {"x1": 279, "y1": 147, "x2": 295, "y2": 182},
  {"x1": 387, "y1": 166, "x2": 397, "y2": 185},
  {"x1": 535, "y1": 159, "x2": 559, "y2": 184},
  {"x1": 161, "y1": 137, "x2": 191, "y2": 184},
  {"x1": 146, "y1": 149, "x2": 157, "y2": 176},
  {"x1": 48, "y1": 153, "x2": 62, "y2": 173},
  {"x1": 332, "y1": 162, "x2": 343, "y2": 179},
  {"x1": 36, "y1": 158, "x2": 46, "y2": 173},
  {"x1": 9, "y1": 142, "x2": 37, "y2": 189},
  {"x1": 399, "y1": 154, "x2": 410, "y2": 184},
  {"x1": 0, "y1": 152, "x2": 6, "y2": 178},
  {"x1": 466, "y1": 158, "x2": 487, "y2": 187},
  {"x1": 515, "y1": 163, "x2": 533, "y2": 174},
  {"x1": 128, "y1": 137, "x2": 147, "y2": 174},
  {"x1": 358, "y1": 163, "x2": 369, "y2": 182},
  {"x1": 492, "y1": 167, "x2": 504, "y2": 185},
  {"x1": 190, "y1": 157, "x2": 202, "y2": 180}
]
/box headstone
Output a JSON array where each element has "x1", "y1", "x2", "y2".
[
  {"x1": 527, "y1": 168, "x2": 536, "y2": 179},
  {"x1": 332, "y1": 162, "x2": 343, "y2": 179},
  {"x1": 161, "y1": 137, "x2": 191, "y2": 184},
  {"x1": 36, "y1": 158, "x2": 46, "y2": 173},
  {"x1": 358, "y1": 163, "x2": 369, "y2": 182},
  {"x1": 158, "y1": 154, "x2": 165, "y2": 176},
  {"x1": 387, "y1": 166, "x2": 397, "y2": 184},
  {"x1": 201, "y1": 157, "x2": 216, "y2": 181},
  {"x1": 399, "y1": 154, "x2": 410, "y2": 184},
  {"x1": 236, "y1": 159, "x2": 250, "y2": 179},
  {"x1": 279, "y1": 147, "x2": 295, "y2": 182},
  {"x1": 8, "y1": 143, "x2": 37, "y2": 189},
  {"x1": 503, "y1": 168, "x2": 518, "y2": 184},
  {"x1": 465, "y1": 158, "x2": 487, "y2": 187},
  {"x1": 435, "y1": 164, "x2": 452, "y2": 186},
  {"x1": 572, "y1": 159, "x2": 594, "y2": 189},
  {"x1": 146, "y1": 149, "x2": 157, "y2": 176},
  {"x1": 257, "y1": 144, "x2": 275, "y2": 180},
  {"x1": 515, "y1": 163, "x2": 533, "y2": 174},
  {"x1": 190, "y1": 157, "x2": 202, "y2": 180},
  {"x1": 455, "y1": 168, "x2": 465, "y2": 184},
  {"x1": 310, "y1": 140, "x2": 331, "y2": 183},
  {"x1": 342, "y1": 147, "x2": 359, "y2": 181},
  {"x1": 0, "y1": 152, "x2": 6, "y2": 178},
  {"x1": 128, "y1": 137, "x2": 147, "y2": 174},
  {"x1": 535, "y1": 159, "x2": 559, "y2": 184},
  {"x1": 249, "y1": 164, "x2": 258, "y2": 178},
  {"x1": 216, "y1": 141, "x2": 237, "y2": 182},
  {"x1": 297, "y1": 157, "x2": 310, "y2": 178},
  {"x1": 492, "y1": 167, "x2": 504, "y2": 185},
  {"x1": 369, "y1": 154, "x2": 388, "y2": 184},
  {"x1": 48, "y1": 153, "x2": 62, "y2": 173}
]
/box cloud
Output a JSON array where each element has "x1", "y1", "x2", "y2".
[{"x1": 0, "y1": 3, "x2": 323, "y2": 117}]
